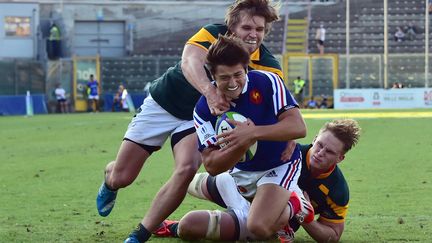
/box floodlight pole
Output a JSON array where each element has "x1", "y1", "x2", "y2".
[
  {"x1": 425, "y1": 0, "x2": 429, "y2": 88},
  {"x1": 383, "y1": 0, "x2": 388, "y2": 89},
  {"x1": 345, "y1": 0, "x2": 350, "y2": 88},
  {"x1": 282, "y1": 1, "x2": 290, "y2": 54},
  {"x1": 307, "y1": 0, "x2": 311, "y2": 53}
]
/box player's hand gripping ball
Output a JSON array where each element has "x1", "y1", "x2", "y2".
[{"x1": 215, "y1": 111, "x2": 257, "y2": 162}]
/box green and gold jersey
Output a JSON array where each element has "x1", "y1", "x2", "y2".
[
  {"x1": 149, "y1": 24, "x2": 283, "y2": 121},
  {"x1": 298, "y1": 144, "x2": 349, "y2": 224}
]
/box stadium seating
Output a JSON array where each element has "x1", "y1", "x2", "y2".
[
  {"x1": 100, "y1": 55, "x2": 182, "y2": 94},
  {"x1": 298, "y1": 0, "x2": 426, "y2": 54},
  {"x1": 265, "y1": 16, "x2": 287, "y2": 54},
  {"x1": 101, "y1": 14, "x2": 289, "y2": 93},
  {"x1": 101, "y1": 1, "x2": 430, "y2": 93}
]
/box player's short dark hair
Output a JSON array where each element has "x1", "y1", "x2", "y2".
[
  {"x1": 225, "y1": 0, "x2": 280, "y2": 35},
  {"x1": 206, "y1": 35, "x2": 250, "y2": 75},
  {"x1": 320, "y1": 119, "x2": 361, "y2": 153}
]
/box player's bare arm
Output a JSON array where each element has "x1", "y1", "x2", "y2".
[
  {"x1": 253, "y1": 107, "x2": 306, "y2": 141},
  {"x1": 220, "y1": 108, "x2": 306, "y2": 147},
  {"x1": 301, "y1": 218, "x2": 345, "y2": 242},
  {"x1": 201, "y1": 142, "x2": 249, "y2": 176},
  {"x1": 181, "y1": 44, "x2": 229, "y2": 115},
  {"x1": 280, "y1": 140, "x2": 297, "y2": 162}
]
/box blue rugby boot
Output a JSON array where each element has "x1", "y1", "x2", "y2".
[
  {"x1": 124, "y1": 236, "x2": 140, "y2": 243},
  {"x1": 96, "y1": 182, "x2": 117, "y2": 217},
  {"x1": 124, "y1": 223, "x2": 152, "y2": 243}
]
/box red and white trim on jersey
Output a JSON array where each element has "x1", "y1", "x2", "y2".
[
  {"x1": 193, "y1": 109, "x2": 218, "y2": 148},
  {"x1": 193, "y1": 109, "x2": 206, "y2": 128},
  {"x1": 280, "y1": 157, "x2": 302, "y2": 190},
  {"x1": 261, "y1": 71, "x2": 289, "y2": 115}
]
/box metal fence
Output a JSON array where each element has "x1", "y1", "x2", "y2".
[
  {"x1": 282, "y1": 53, "x2": 431, "y2": 100},
  {"x1": 2, "y1": 53, "x2": 431, "y2": 100},
  {"x1": 0, "y1": 60, "x2": 45, "y2": 96},
  {"x1": 339, "y1": 53, "x2": 431, "y2": 89},
  {"x1": 43, "y1": 56, "x2": 182, "y2": 104}
]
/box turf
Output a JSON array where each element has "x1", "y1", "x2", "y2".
[{"x1": 0, "y1": 111, "x2": 431, "y2": 242}]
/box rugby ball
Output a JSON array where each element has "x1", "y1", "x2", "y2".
[{"x1": 215, "y1": 111, "x2": 257, "y2": 162}]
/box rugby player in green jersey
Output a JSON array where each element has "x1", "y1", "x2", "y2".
[
  {"x1": 95, "y1": 1, "x2": 284, "y2": 242},
  {"x1": 154, "y1": 119, "x2": 360, "y2": 243},
  {"x1": 283, "y1": 118, "x2": 361, "y2": 242}
]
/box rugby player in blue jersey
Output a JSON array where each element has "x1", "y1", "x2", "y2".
[
  {"x1": 86, "y1": 74, "x2": 99, "y2": 112},
  {"x1": 171, "y1": 34, "x2": 308, "y2": 241},
  {"x1": 156, "y1": 119, "x2": 360, "y2": 242},
  {"x1": 95, "y1": 1, "x2": 285, "y2": 242}
]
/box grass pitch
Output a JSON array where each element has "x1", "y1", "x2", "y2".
[{"x1": 0, "y1": 110, "x2": 431, "y2": 242}]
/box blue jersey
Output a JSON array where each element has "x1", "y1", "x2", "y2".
[
  {"x1": 194, "y1": 70, "x2": 300, "y2": 172},
  {"x1": 87, "y1": 80, "x2": 99, "y2": 96}
]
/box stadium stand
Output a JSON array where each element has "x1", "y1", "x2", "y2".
[
  {"x1": 101, "y1": 57, "x2": 179, "y2": 94},
  {"x1": 1, "y1": 0, "x2": 431, "y2": 114},
  {"x1": 285, "y1": 18, "x2": 309, "y2": 53},
  {"x1": 293, "y1": 0, "x2": 427, "y2": 54}
]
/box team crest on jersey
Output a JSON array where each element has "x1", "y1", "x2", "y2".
[{"x1": 250, "y1": 88, "x2": 262, "y2": 104}]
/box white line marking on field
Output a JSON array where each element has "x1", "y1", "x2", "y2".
[{"x1": 303, "y1": 111, "x2": 432, "y2": 119}]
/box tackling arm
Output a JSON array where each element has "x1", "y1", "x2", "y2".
[
  {"x1": 181, "y1": 44, "x2": 229, "y2": 115},
  {"x1": 301, "y1": 219, "x2": 344, "y2": 242}
]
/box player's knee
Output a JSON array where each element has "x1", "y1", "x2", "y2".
[
  {"x1": 187, "y1": 173, "x2": 209, "y2": 200},
  {"x1": 177, "y1": 218, "x2": 199, "y2": 240},
  {"x1": 173, "y1": 162, "x2": 200, "y2": 182},
  {"x1": 178, "y1": 211, "x2": 211, "y2": 240},
  {"x1": 247, "y1": 220, "x2": 273, "y2": 239}
]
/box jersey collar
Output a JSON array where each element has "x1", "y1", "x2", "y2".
[
  {"x1": 241, "y1": 74, "x2": 249, "y2": 94},
  {"x1": 250, "y1": 48, "x2": 260, "y2": 61},
  {"x1": 306, "y1": 149, "x2": 336, "y2": 179}
]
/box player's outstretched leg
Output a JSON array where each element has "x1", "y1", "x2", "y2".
[
  {"x1": 96, "y1": 140, "x2": 152, "y2": 217},
  {"x1": 124, "y1": 133, "x2": 200, "y2": 242}
]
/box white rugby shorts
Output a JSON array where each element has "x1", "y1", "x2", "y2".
[
  {"x1": 229, "y1": 156, "x2": 303, "y2": 199},
  {"x1": 124, "y1": 95, "x2": 194, "y2": 147},
  {"x1": 88, "y1": 94, "x2": 99, "y2": 100}
]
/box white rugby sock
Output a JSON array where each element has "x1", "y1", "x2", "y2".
[{"x1": 215, "y1": 173, "x2": 250, "y2": 211}]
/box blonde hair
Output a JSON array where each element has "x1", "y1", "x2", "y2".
[
  {"x1": 319, "y1": 119, "x2": 361, "y2": 153},
  {"x1": 225, "y1": 0, "x2": 280, "y2": 35}
]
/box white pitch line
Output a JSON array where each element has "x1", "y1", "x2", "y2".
[{"x1": 303, "y1": 111, "x2": 432, "y2": 119}]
